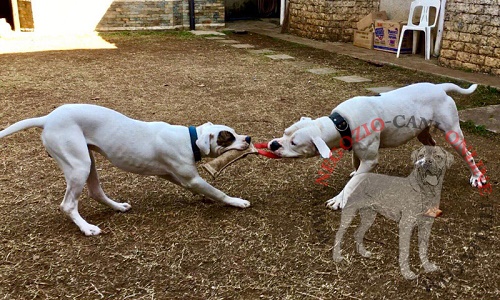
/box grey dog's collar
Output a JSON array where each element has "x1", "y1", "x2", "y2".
[{"x1": 328, "y1": 112, "x2": 352, "y2": 151}]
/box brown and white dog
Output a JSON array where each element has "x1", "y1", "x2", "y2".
[{"x1": 0, "y1": 104, "x2": 252, "y2": 235}]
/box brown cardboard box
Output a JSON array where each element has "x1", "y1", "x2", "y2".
[
  {"x1": 357, "y1": 11, "x2": 388, "y2": 31},
  {"x1": 373, "y1": 19, "x2": 412, "y2": 54},
  {"x1": 353, "y1": 30, "x2": 374, "y2": 49}
]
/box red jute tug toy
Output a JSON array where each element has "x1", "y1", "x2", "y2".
[{"x1": 254, "y1": 142, "x2": 281, "y2": 159}]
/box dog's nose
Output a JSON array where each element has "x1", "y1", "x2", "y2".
[
  {"x1": 270, "y1": 140, "x2": 281, "y2": 151},
  {"x1": 245, "y1": 136, "x2": 251, "y2": 144}
]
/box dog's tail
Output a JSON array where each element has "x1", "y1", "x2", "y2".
[
  {"x1": 0, "y1": 116, "x2": 47, "y2": 139},
  {"x1": 437, "y1": 83, "x2": 478, "y2": 95}
]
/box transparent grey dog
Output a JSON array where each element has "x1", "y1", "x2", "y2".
[{"x1": 332, "y1": 146, "x2": 454, "y2": 280}]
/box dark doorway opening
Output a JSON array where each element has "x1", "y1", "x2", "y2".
[
  {"x1": 0, "y1": 0, "x2": 14, "y2": 30},
  {"x1": 226, "y1": 0, "x2": 280, "y2": 21}
]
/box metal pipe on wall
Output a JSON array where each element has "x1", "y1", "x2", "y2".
[{"x1": 189, "y1": 0, "x2": 195, "y2": 30}]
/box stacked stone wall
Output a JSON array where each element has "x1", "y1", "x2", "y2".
[
  {"x1": 438, "y1": 0, "x2": 500, "y2": 76},
  {"x1": 287, "y1": 0, "x2": 380, "y2": 42},
  {"x1": 96, "y1": 0, "x2": 224, "y2": 31}
]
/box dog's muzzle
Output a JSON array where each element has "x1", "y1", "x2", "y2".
[{"x1": 245, "y1": 136, "x2": 251, "y2": 144}]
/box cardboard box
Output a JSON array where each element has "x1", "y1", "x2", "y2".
[
  {"x1": 373, "y1": 19, "x2": 412, "y2": 54},
  {"x1": 353, "y1": 30, "x2": 374, "y2": 49},
  {"x1": 357, "y1": 11, "x2": 388, "y2": 31}
]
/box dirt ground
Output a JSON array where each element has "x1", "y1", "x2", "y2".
[{"x1": 0, "y1": 31, "x2": 498, "y2": 299}]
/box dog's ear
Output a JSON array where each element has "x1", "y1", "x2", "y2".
[
  {"x1": 196, "y1": 133, "x2": 213, "y2": 156},
  {"x1": 311, "y1": 136, "x2": 331, "y2": 159},
  {"x1": 446, "y1": 151, "x2": 455, "y2": 168},
  {"x1": 201, "y1": 122, "x2": 214, "y2": 127}
]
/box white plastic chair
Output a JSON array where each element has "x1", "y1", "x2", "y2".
[{"x1": 396, "y1": 0, "x2": 441, "y2": 60}]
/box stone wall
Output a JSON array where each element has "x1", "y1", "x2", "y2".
[
  {"x1": 287, "y1": 0, "x2": 381, "y2": 42},
  {"x1": 96, "y1": 0, "x2": 224, "y2": 31},
  {"x1": 438, "y1": 0, "x2": 500, "y2": 76}
]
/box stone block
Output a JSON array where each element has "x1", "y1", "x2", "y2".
[
  {"x1": 485, "y1": 57, "x2": 500, "y2": 68},
  {"x1": 440, "y1": 49, "x2": 457, "y2": 59},
  {"x1": 457, "y1": 52, "x2": 471, "y2": 62},
  {"x1": 451, "y1": 41, "x2": 464, "y2": 51},
  {"x1": 464, "y1": 43, "x2": 479, "y2": 54}
]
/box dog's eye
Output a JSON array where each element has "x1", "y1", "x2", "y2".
[{"x1": 291, "y1": 140, "x2": 296, "y2": 146}]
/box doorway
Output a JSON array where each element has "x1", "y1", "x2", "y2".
[
  {"x1": 226, "y1": 0, "x2": 280, "y2": 21},
  {"x1": 0, "y1": 0, "x2": 14, "y2": 30}
]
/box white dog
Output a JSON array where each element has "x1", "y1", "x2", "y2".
[
  {"x1": 333, "y1": 146, "x2": 453, "y2": 280},
  {"x1": 0, "y1": 104, "x2": 252, "y2": 235},
  {"x1": 268, "y1": 82, "x2": 486, "y2": 209}
]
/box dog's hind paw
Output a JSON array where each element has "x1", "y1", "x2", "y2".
[{"x1": 470, "y1": 173, "x2": 487, "y2": 188}]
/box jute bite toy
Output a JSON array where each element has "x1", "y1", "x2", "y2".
[{"x1": 202, "y1": 142, "x2": 280, "y2": 178}]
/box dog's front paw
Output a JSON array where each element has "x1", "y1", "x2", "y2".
[
  {"x1": 81, "y1": 224, "x2": 102, "y2": 236},
  {"x1": 326, "y1": 196, "x2": 346, "y2": 210},
  {"x1": 333, "y1": 253, "x2": 344, "y2": 263},
  {"x1": 423, "y1": 262, "x2": 439, "y2": 273},
  {"x1": 224, "y1": 197, "x2": 251, "y2": 208},
  {"x1": 115, "y1": 202, "x2": 132, "y2": 212},
  {"x1": 357, "y1": 244, "x2": 371, "y2": 258},
  {"x1": 470, "y1": 173, "x2": 487, "y2": 188},
  {"x1": 401, "y1": 269, "x2": 418, "y2": 280},
  {"x1": 325, "y1": 197, "x2": 341, "y2": 210}
]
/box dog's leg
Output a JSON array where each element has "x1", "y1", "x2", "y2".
[
  {"x1": 87, "y1": 151, "x2": 131, "y2": 212},
  {"x1": 43, "y1": 131, "x2": 102, "y2": 236},
  {"x1": 333, "y1": 205, "x2": 357, "y2": 262},
  {"x1": 355, "y1": 208, "x2": 377, "y2": 258},
  {"x1": 398, "y1": 214, "x2": 418, "y2": 280},
  {"x1": 350, "y1": 153, "x2": 360, "y2": 177},
  {"x1": 417, "y1": 218, "x2": 439, "y2": 273},
  {"x1": 438, "y1": 99, "x2": 486, "y2": 187},
  {"x1": 326, "y1": 141, "x2": 380, "y2": 210},
  {"x1": 417, "y1": 127, "x2": 436, "y2": 146},
  {"x1": 171, "y1": 172, "x2": 250, "y2": 208}
]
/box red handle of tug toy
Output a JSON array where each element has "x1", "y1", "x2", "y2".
[{"x1": 254, "y1": 142, "x2": 281, "y2": 159}]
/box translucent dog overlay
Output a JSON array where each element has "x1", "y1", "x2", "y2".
[{"x1": 332, "y1": 146, "x2": 454, "y2": 280}]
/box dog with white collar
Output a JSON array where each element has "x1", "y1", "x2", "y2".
[
  {"x1": 0, "y1": 104, "x2": 252, "y2": 235},
  {"x1": 268, "y1": 82, "x2": 486, "y2": 209}
]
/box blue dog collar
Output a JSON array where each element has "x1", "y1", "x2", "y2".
[{"x1": 189, "y1": 126, "x2": 202, "y2": 162}]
